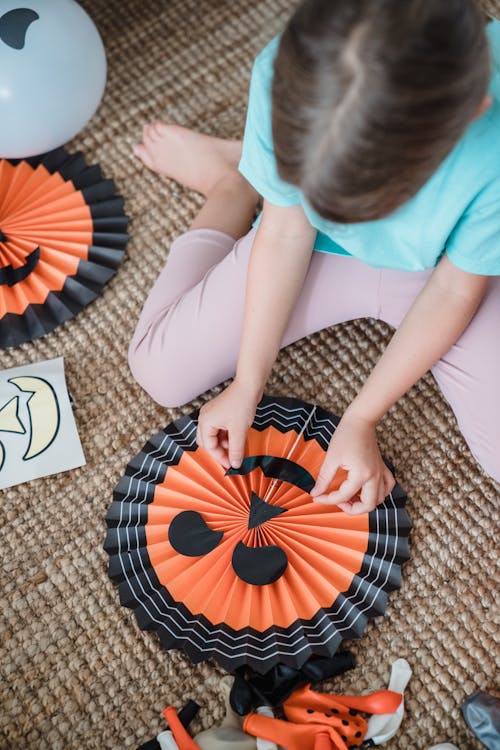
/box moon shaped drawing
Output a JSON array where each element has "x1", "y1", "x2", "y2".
[{"x1": 8, "y1": 376, "x2": 60, "y2": 460}]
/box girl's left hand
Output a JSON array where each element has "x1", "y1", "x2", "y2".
[{"x1": 310, "y1": 411, "x2": 395, "y2": 515}]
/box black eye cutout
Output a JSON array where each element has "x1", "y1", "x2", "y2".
[
  {"x1": 168, "y1": 510, "x2": 223, "y2": 557},
  {"x1": 0, "y1": 8, "x2": 40, "y2": 50}
]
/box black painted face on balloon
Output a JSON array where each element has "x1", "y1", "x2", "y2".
[
  {"x1": 0, "y1": 8, "x2": 39, "y2": 50},
  {"x1": 168, "y1": 455, "x2": 315, "y2": 587}
]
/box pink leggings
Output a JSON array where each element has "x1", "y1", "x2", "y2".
[{"x1": 129, "y1": 227, "x2": 500, "y2": 482}]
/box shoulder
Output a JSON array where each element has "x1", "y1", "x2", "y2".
[
  {"x1": 486, "y1": 18, "x2": 500, "y2": 55},
  {"x1": 443, "y1": 97, "x2": 500, "y2": 205},
  {"x1": 253, "y1": 35, "x2": 281, "y2": 76},
  {"x1": 240, "y1": 34, "x2": 302, "y2": 208},
  {"x1": 249, "y1": 35, "x2": 280, "y2": 102},
  {"x1": 244, "y1": 36, "x2": 281, "y2": 126},
  {"x1": 487, "y1": 19, "x2": 500, "y2": 100},
  {"x1": 445, "y1": 173, "x2": 500, "y2": 276}
]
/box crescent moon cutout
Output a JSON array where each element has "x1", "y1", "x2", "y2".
[{"x1": 9, "y1": 376, "x2": 60, "y2": 460}]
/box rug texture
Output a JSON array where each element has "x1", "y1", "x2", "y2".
[{"x1": 1, "y1": 1, "x2": 499, "y2": 748}]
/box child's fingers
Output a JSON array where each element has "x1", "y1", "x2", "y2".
[
  {"x1": 313, "y1": 472, "x2": 362, "y2": 505},
  {"x1": 360, "y1": 477, "x2": 381, "y2": 508},
  {"x1": 198, "y1": 423, "x2": 230, "y2": 468},
  {"x1": 336, "y1": 499, "x2": 357, "y2": 514},
  {"x1": 310, "y1": 458, "x2": 341, "y2": 497},
  {"x1": 228, "y1": 424, "x2": 247, "y2": 469},
  {"x1": 340, "y1": 478, "x2": 387, "y2": 515},
  {"x1": 212, "y1": 447, "x2": 230, "y2": 469},
  {"x1": 384, "y1": 468, "x2": 396, "y2": 496},
  {"x1": 336, "y1": 495, "x2": 371, "y2": 516}
]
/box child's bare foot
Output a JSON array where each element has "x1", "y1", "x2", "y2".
[{"x1": 133, "y1": 123, "x2": 242, "y2": 196}]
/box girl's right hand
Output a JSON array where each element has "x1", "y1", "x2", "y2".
[{"x1": 196, "y1": 379, "x2": 261, "y2": 469}]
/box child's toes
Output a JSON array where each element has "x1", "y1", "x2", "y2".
[
  {"x1": 133, "y1": 143, "x2": 154, "y2": 170},
  {"x1": 152, "y1": 121, "x2": 168, "y2": 138},
  {"x1": 142, "y1": 123, "x2": 155, "y2": 143}
]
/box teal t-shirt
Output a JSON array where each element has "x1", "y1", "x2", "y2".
[{"x1": 238, "y1": 21, "x2": 500, "y2": 275}]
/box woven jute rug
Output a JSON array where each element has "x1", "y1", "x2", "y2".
[{"x1": 1, "y1": 1, "x2": 499, "y2": 748}]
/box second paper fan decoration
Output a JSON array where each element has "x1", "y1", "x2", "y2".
[
  {"x1": 0, "y1": 147, "x2": 128, "y2": 348},
  {"x1": 105, "y1": 396, "x2": 411, "y2": 673}
]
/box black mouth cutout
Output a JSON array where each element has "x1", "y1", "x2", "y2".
[
  {"x1": 0, "y1": 246, "x2": 40, "y2": 287},
  {"x1": 0, "y1": 8, "x2": 40, "y2": 50},
  {"x1": 232, "y1": 540, "x2": 288, "y2": 586}
]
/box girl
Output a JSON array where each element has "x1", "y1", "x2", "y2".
[{"x1": 130, "y1": 0, "x2": 500, "y2": 513}]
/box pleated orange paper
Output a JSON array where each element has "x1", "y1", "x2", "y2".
[
  {"x1": 105, "y1": 396, "x2": 411, "y2": 673},
  {"x1": 0, "y1": 147, "x2": 128, "y2": 347}
]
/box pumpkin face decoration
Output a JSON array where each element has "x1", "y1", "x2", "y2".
[
  {"x1": 0, "y1": 147, "x2": 128, "y2": 348},
  {"x1": 105, "y1": 396, "x2": 411, "y2": 673}
]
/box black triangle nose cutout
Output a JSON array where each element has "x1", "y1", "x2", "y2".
[
  {"x1": 0, "y1": 231, "x2": 8, "y2": 243},
  {"x1": 248, "y1": 491, "x2": 286, "y2": 530},
  {"x1": 0, "y1": 9, "x2": 40, "y2": 50}
]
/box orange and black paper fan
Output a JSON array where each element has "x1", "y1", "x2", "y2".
[
  {"x1": 105, "y1": 396, "x2": 411, "y2": 673},
  {"x1": 0, "y1": 147, "x2": 128, "y2": 348}
]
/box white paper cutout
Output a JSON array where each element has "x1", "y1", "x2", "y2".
[{"x1": 0, "y1": 356, "x2": 85, "y2": 490}]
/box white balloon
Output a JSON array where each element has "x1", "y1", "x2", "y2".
[
  {"x1": 255, "y1": 707, "x2": 281, "y2": 750},
  {"x1": 157, "y1": 731, "x2": 180, "y2": 750},
  {"x1": 365, "y1": 658, "x2": 413, "y2": 745},
  {"x1": 0, "y1": 0, "x2": 107, "y2": 158}
]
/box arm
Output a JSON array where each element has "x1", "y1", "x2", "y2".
[
  {"x1": 311, "y1": 254, "x2": 489, "y2": 511},
  {"x1": 197, "y1": 200, "x2": 316, "y2": 468},
  {"x1": 236, "y1": 201, "x2": 316, "y2": 396}
]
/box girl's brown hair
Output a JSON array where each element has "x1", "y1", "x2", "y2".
[{"x1": 272, "y1": 0, "x2": 491, "y2": 223}]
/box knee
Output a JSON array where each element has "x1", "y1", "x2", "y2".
[
  {"x1": 128, "y1": 337, "x2": 198, "y2": 409},
  {"x1": 465, "y1": 430, "x2": 500, "y2": 484},
  {"x1": 472, "y1": 447, "x2": 500, "y2": 484}
]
